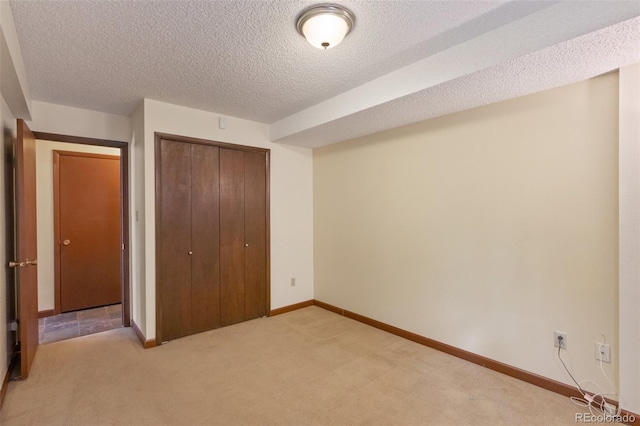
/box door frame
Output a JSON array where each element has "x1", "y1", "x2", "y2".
[
  {"x1": 154, "y1": 132, "x2": 270, "y2": 344},
  {"x1": 33, "y1": 132, "x2": 131, "y2": 327}
]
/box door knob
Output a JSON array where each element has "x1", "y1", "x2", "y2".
[
  {"x1": 8, "y1": 261, "x2": 25, "y2": 268},
  {"x1": 26, "y1": 259, "x2": 38, "y2": 266},
  {"x1": 188, "y1": 251, "x2": 193, "y2": 255},
  {"x1": 245, "y1": 243, "x2": 249, "y2": 247},
  {"x1": 62, "y1": 239, "x2": 71, "y2": 246}
]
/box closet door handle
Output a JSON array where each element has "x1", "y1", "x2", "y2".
[
  {"x1": 188, "y1": 251, "x2": 193, "y2": 255},
  {"x1": 244, "y1": 243, "x2": 249, "y2": 247}
]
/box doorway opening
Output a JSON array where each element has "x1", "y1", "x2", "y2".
[
  {"x1": 39, "y1": 304, "x2": 123, "y2": 344},
  {"x1": 33, "y1": 132, "x2": 130, "y2": 345}
]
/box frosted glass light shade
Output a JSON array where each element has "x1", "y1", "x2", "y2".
[{"x1": 296, "y1": 5, "x2": 355, "y2": 50}]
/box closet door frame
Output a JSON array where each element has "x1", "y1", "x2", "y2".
[{"x1": 154, "y1": 132, "x2": 270, "y2": 345}]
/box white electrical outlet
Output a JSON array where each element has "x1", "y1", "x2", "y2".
[
  {"x1": 554, "y1": 331, "x2": 567, "y2": 349},
  {"x1": 290, "y1": 277, "x2": 296, "y2": 287},
  {"x1": 595, "y1": 342, "x2": 611, "y2": 363}
]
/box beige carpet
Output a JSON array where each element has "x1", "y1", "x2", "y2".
[{"x1": 2, "y1": 306, "x2": 592, "y2": 425}]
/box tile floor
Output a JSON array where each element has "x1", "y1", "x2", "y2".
[{"x1": 38, "y1": 304, "x2": 122, "y2": 345}]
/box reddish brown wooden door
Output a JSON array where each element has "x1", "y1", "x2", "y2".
[
  {"x1": 220, "y1": 148, "x2": 267, "y2": 326},
  {"x1": 158, "y1": 140, "x2": 192, "y2": 341},
  {"x1": 190, "y1": 144, "x2": 221, "y2": 333},
  {"x1": 55, "y1": 151, "x2": 121, "y2": 313},
  {"x1": 14, "y1": 119, "x2": 39, "y2": 379},
  {"x1": 157, "y1": 139, "x2": 221, "y2": 341},
  {"x1": 220, "y1": 148, "x2": 245, "y2": 326},
  {"x1": 243, "y1": 151, "x2": 267, "y2": 320},
  {"x1": 156, "y1": 135, "x2": 268, "y2": 343}
]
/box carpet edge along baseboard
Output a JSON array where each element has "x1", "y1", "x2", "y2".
[{"x1": 269, "y1": 300, "x2": 314, "y2": 316}]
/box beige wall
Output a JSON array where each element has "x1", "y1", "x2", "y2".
[
  {"x1": 314, "y1": 73, "x2": 619, "y2": 392},
  {"x1": 136, "y1": 99, "x2": 314, "y2": 339},
  {"x1": 0, "y1": 94, "x2": 16, "y2": 387},
  {"x1": 35, "y1": 141, "x2": 120, "y2": 311},
  {"x1": 619, "y1": 64, "x2": 640, "y2": 414}
]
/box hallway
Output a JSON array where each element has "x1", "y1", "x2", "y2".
[{"x1": 38, "y1": 304, "x2": 122, "y2": 344}]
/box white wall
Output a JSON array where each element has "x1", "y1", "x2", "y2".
[
  {"x1": 35, "y1": 141, "x2": 119, "y2": 312},
  {"x1": 27, "y1": 101, "x2": 130, "y2": 142},
  {"x1": 0, "y1": 0, "x2": 32, "y2": 119},
  {"x1": 314, "y1": 74, "x2": 619, "y2": 394},
  {"x1": 618, "y1": 64, "x2": 640, "y2": 414},
  {"x1": 129, "y1": 102, "x2": 145, "y2": 331},
  {"x1": 136, "y1": 99, "x2": 314, "y2": 339}
]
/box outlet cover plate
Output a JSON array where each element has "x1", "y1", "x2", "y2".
[
  {"x1": 595, "y1": 343, "x2": 611, "y2": 363},
  {"x1": 554, "y1": 331, "x2": 567, "y2": 349}
]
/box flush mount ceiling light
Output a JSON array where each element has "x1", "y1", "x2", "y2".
[{"x1": 296, "y1": 4, "x2": 355, "y2": 50}]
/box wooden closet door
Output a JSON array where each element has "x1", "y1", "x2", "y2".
[
  {"x1": 159, "y1": 139, "x2": 193, "y2": 341},
  {"x1": 220, "y1": 149, "x2": 246, "y2": 326},
  {"x1": 244, "y1": 151, "x2": 267, "y2": 319},
  {"x1": 157, "y1": 134, "x2": 269, "y2": 343},
  {"x1": 190, "y1": 144, "x2": 221, "y2": 333}
]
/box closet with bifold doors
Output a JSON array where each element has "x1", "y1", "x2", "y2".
[{"x1": 155, "y1": 133, "x2": 269, "y2": 343}]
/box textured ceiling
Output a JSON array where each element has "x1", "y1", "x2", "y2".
[{"x1": 8, "y1": 0, "x2": 640, "y2": 147}]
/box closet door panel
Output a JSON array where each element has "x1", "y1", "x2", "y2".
[
  {"x1": 244, "y1": 151, "x2": 267, "y2": 319},
  {"x1": 159, "y1": 139, "x2": 192, "y2": 341},
  {"x1": 190, "y1": 144, "x2": 221, "y2": 333},
  {"x1": 220, "y1": 149, "x2": 246, "y2": 326}
]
